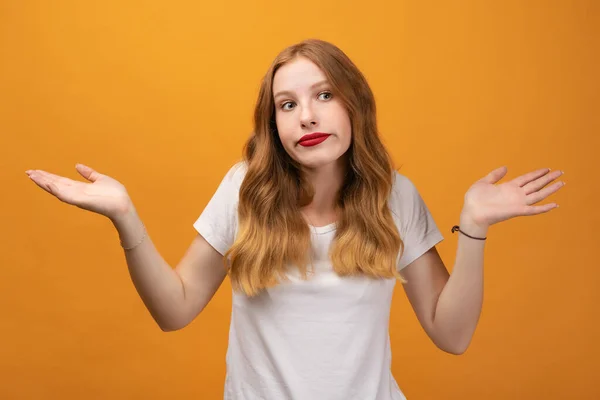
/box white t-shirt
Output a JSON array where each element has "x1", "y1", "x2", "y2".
[{"x1": 193, "y1": 161, "x2": 444, "y2": 400}]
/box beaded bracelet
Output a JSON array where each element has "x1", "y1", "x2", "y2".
[{"x1": 121, "y1": 223, "x2": 147, "y2": 250}]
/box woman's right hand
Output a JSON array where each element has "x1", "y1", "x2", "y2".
[{"x1": 26, "y1": 163, "x2": 134, "y2": 222}]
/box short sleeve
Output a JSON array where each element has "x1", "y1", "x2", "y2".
[
  {"x1": 390, "y1": 172, "x2": 444, "y2": 271},
  {"x1": 193, "y1": 161, "x2": 246, "y2": 256}
]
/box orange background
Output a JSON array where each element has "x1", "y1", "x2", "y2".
[{"x1": 2, "y1": 1, "x2": 598, "y2": 399}]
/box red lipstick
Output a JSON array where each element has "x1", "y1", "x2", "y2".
[{"x1": 298, "y1": 132, "x2": 331, "y2": 147}]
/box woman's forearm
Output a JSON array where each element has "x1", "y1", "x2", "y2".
[
  {"x1": 432, "y1": 213, "x2": 488, "y2": 354},
  {"x1": 111, "y1": 203, "x2": 187, "y2": 331}
]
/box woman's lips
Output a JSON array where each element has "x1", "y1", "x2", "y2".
[
  {"x1": 298, "y1": 132, "x2": 330, "y2": 142},
  {"x1": 298, "y1": 135, "x2": 330, "y2": 147}
]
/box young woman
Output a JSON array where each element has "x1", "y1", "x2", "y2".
[{"x1": 26, "y1": 39, "x2": 565, "y2": 399}]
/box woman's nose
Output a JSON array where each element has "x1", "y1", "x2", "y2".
[{"x1": 300, "y1": 106, "x2": 318, "y2": 128}]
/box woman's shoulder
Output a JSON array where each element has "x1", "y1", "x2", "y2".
[
  {"x1": 390, "y1": 170, "x2": 420, "y2": 200},
  {"x1": 388, "y1": 170, "x2": 430, "y2": 220},
  {"x1": 222, "y1": 160, "x2": 248, "y2": 188}
]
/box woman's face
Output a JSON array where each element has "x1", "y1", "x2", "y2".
[{"x1": 272, "y1": 56, "x2": 352, "y2": 169}]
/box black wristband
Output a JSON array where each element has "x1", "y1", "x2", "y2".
[{"x1": 451, "y1": 225, "x2": 487, "y2": 240}]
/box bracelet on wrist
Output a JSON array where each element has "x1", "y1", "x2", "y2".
[
  {"x1": 451, "y1": 225, "x2": 487, "y2": 240},
  {"x1": 121, "y1": 223, "x2": 147, "y2": 250}
]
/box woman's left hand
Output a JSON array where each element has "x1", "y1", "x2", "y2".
[{"x1": 460, "y1": 166, "x2": 566, "y2": 229}]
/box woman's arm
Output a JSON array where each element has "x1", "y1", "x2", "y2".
[
  {"x1": 113, "y1": 203, "x2": 227, "y2": 332},
  {"x1": 401, "y1": 214, "x2": 486, "y2": 355},
  {"x1": 400, "y1": 166, "x2": 564, "y2": 354}
]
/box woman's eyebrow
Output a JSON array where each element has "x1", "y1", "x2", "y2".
[{"x1": 274, "y1": 80, "x2": 329, "y2": 100}]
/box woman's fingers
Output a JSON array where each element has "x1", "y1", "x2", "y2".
[
  {"x1": 512, "y1": 168, "x2": 551, "y2": 187},
  {"x1": 29, "y1": 170, "x2": 73, "y2": 186},
  {"x1": 27, "y1": 171, "x2": 63, "y2": 198},
  {"x1": 27, "y1": 172, "x2": 52, "y2": 193},
  {"x1": 27, "y1": 170, "x2": 77, "y2": 199},
  {"x1": 522, "y1": 170, "x2": 564, "y2": 196},
  {"x1": 75, "y1": 164, "x2": 101, "y2": 182},
  {"x1": 526, "y1": 180, "x2": 565, "y2": 206}
]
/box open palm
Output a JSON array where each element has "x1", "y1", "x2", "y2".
[
  {"x1": 463, "y1": 166, "x2": 565, "y2": 227},
  {"x1": 26, "y1": 164, "x2": 132, "y2": 220}
]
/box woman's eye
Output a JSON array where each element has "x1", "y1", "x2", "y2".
[
  {"x1": 280, "y1": 92, "x2": 331, "y2": 111},
  {"x1": 281, "y1": 102, "x2": 295, "y2": 110}
]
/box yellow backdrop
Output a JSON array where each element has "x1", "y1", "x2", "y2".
[{"x1": 2, "y1": 1, "x2": 597, "y2": 399}]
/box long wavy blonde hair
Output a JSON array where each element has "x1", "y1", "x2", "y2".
[{"x1": 224, "y1": 39, "x2": 405, "y2": 296}]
